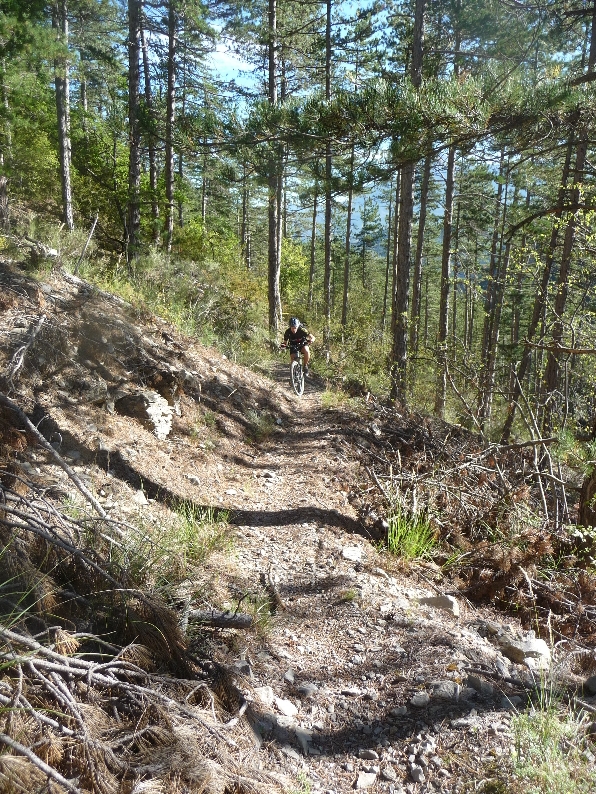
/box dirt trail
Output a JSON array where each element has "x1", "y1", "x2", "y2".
[
  {"x1": 197, "y1": 368, "x2": 522, "y2": 794},
  {"x1": 0, "y1": 266, "x2": 562, "y2": 794}
]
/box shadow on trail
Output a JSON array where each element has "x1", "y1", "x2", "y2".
[
  {"x1": 28, "y1": 412, "x2": 371, "y2": 540},
  {"x1": 230, "y1": 506, "x2": 370, "y2": 537}
]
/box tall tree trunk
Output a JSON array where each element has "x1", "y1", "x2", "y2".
[
  {"x1": 241, "y1": 164, "x2": 250, "y2": 269},
  {"x1": 542, "y1": 3, "x2": 596, "y2": 433},
  {"x1": 267, "y1": 0, "x2": 281, "y2": 335},
  {"x1": 164, "y1": 0, "x2": 176, "y2": 253},
  {"x1": 382, "y1": 175, "x2": 393, "y2": 336},
  {"x1": 481, "y1": 239, "x2": 511, "y2": 431},
  {"x1": 308, "y1": 182, "x2": 318, "y2": 310},
  {"x1": 177, "y1": 31, "x2": 187, "y2": 228},
  {"x1": 410, "y1": 153, "x2": 431, "y2": 356},
  {"x1": 0, "y1": 59, "x2": 11, "y2": 168},
  {"x1": 479, "y1": 149, "x2": 506, "y2": 376},
  {"x1": 478, "y1": 162, "x2": 510, "y2": 429},
  {"x1": 390, "y1": 0, "x2": 426, "y2": 404},
  {"x1": 341, "y1": 144, "x2": 355, "y2": 330},
  {"x1": 127, "y1": 0, "x2": 141, "y2": 267},
  {"x1": 451, "y1": 184, "x2": 462, "y2": 355},
  {"x1": 323, "y1": 0, "x2": 333, "y2": 357},
  {"x1": 0, "y1": 61, "x2": 10, "y2": 228},
  {"x1": 53, "y1": 0, "x2": 74, "y2": 232},
  {"x1": 500, "y1": 138, "x2": 575, "y2": 442},
  {"x1": 141, "y1": 26, "x2": 160, "y2": 244},
  {"x1": 434, "y1": 143, "x2": 456, "y2": 418},
  {"x1": 201, "y1": 149, "x2": 208, "y2": 224},
  {"x1": 390, "y1": 172, "x2": 400, "y2": 326}
]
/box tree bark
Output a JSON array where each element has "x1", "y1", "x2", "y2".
[
  {"x1": 390, "y1": 0, "x2": 426, "y2": 404},
  {"x1": 322, "y1": 0, "x2": 332, "y2": 357},
  {"x1": 500, "y1": 138, "x2": 574, "y2": 443},
  {"x1": 308, "y1": 181, "x2": 318, "y2": 310},
  {"x1": 141, "y1": 25, "x2": 160, "y2": 244},
  {"x1": 164, "y1": 0, "x2": 177, "y2": 253},
  {"x1": 127, "y1": 0, "x2": 142, "y2": 267},
  {"x1": 53, "y1": 0, "x2": 74, "y2": 232},
  {"x1": 410, "y1": 153, "x2": 431, "y2": 356},
  {"x1": 478, "y1": 157, "x2": 509, "y2": 430},
  {"x1": 341, "y1": 144, "x2": 355, "y2": 330},
  {"x1": 267, "y1": 0, "x2": 282, "y2": 335},
  {"x1": 434, "y1": 143, "x2": 456, "y2": 418},
  {"x1": 479, "y1": 148, "x2": 506, "y2": 373}
]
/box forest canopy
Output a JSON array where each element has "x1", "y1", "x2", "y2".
[{"x1": 2, "y1": 0, "x2": 596, "y2": 442}]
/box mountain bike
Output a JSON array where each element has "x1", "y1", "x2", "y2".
[{"x1": 281, "y1": 344, "x2": 305, "y2": 396}]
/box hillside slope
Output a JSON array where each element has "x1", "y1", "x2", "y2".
[{"x1": 1, "y1": 263, "x2": 595, "y2": 794}]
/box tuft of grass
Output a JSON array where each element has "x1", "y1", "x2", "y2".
[
  {"x1": 320, "y1": 388, "x2": 355, "y2": 409},
  {"x1": 288, "y1": 771, "x2": 312, "y2": 794},
  {"x1": 242, "y1": 593, "x2": 275, "y2": 635},
  {"x1": 245, "y1": 409, "x2": 276, "y2": 443},
  {"x1": 93, "y1": 501, "x2": 232, "y2": 597},
  {"x1": 512, "y1": 704, "x2": 596, "y2": 794},
  {"x1": 385, "y1": 505, "x2": 436, "y2": 561}
]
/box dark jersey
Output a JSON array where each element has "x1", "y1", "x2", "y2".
[{"x1": 284, "y1": 326, "x2": 311, "y2": 350}]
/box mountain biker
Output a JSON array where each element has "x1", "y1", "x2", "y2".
[{"x1": 282, "y1": 317, "x2": 315, "y2": 376}]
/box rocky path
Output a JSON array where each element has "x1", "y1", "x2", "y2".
[
  {"x1": 2, "y1": 268, "x2": 585, "y2": 794},
  {"x1": 202, "y1": 371, "x2": 543, "y2": 794}
]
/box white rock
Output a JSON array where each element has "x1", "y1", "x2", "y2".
[
  {"x1": 295, "y1": 726, "x2": 312, "y2": 755},
  {"x1": 418, "y1": 594, "x2": 460, "y2": 617},
  {"x1": 274, "y1": 697, "x2": 298, "y2": 717},
  {"x1": 410, "y1": 692, "x2": 430, "y2": 707},
  {"x1": 374, "y1": 567, "x2": 391, "y2": 579},
  {"x1": 254, "y1": 686, "x2": 275, "y2": 706},
  {"x1": 358, "y1": 749, "x2": 379, "y2": 761},
  {"x1": 431, "y1": 681, "x2": 460, "y2": 701},
  {"x1": 410, "y1": 763, "x2": 426, "y2": 783},
  {"x1": 283, "y1": 669, "x2": 295, "y2": 684},
  {"x1": 499, "y1": 636, "x2": 550, "y2": 665},
  {"x1": 132, "y1": 490, "x2": 148, "y2": 505},
  {"x1": 355, "y1": 772, "x2": 377, "y2": 789},
  {"x1": 342, "y1": 546, "x2": 362, "y2": 562}
]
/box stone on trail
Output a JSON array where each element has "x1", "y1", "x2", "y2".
[
  {"x1": 114, "y1": 390, "x2": 173, "y2": 440},
  {"x1": 355, "y1": 771, "x2": 377, "y2": 789},
  {"x1": 409, "y1": 763, "x2": 426, "y2": 783},
  {"x1": 358, "y1": 749, "x2": 379, "y2": 761},
  {"x1": 295, "y1": 726, "x2": 313, "y2": 755},
  {"x1": 498, "y1": 635, "x2": 551, "y2": 665},
  {"x1": 342, "y1": 546, "x2": 362, "y2": 562},
  {"x1": 274, "y1": 696, "x2": 298, "y2": 717},
  {"x1": 254, "y1": 686, "x2": 274, "y2": 706},
  {"x1": 431, "y1": 681, "x2": 460, "y2": 701},
  {"x1": 418, "y1": 594, "x2": 460, "y2": 617},
  {"x1": 410, "y1": 691, "x2": 430, "y2": 707}
]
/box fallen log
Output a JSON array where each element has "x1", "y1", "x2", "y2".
[{"x1": 188, "y1": 609, "x2": 254, "y2": 629}]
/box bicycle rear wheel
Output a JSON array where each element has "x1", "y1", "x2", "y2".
[{"x1": 290, "y1": 359, "x2": 304, "y2": 396}]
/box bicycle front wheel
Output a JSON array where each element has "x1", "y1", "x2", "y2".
[{"x1": 290, "y1": 359, "x2": 304, "y2": 396}]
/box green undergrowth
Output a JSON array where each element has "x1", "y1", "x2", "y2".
[
  {"x1": 511, "y1": 704, "x2": 596, "y2": 794},
  {"x1": 384, "y1": 504, "x2": 437, "y2": 560},
  {"x1": 66, "y1": 495, "x2": 231, "y2": 599}
]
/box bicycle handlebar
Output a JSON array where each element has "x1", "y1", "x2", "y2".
[{"x1": 280, "y1": 339, "x2": 314, "y2": 350}]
